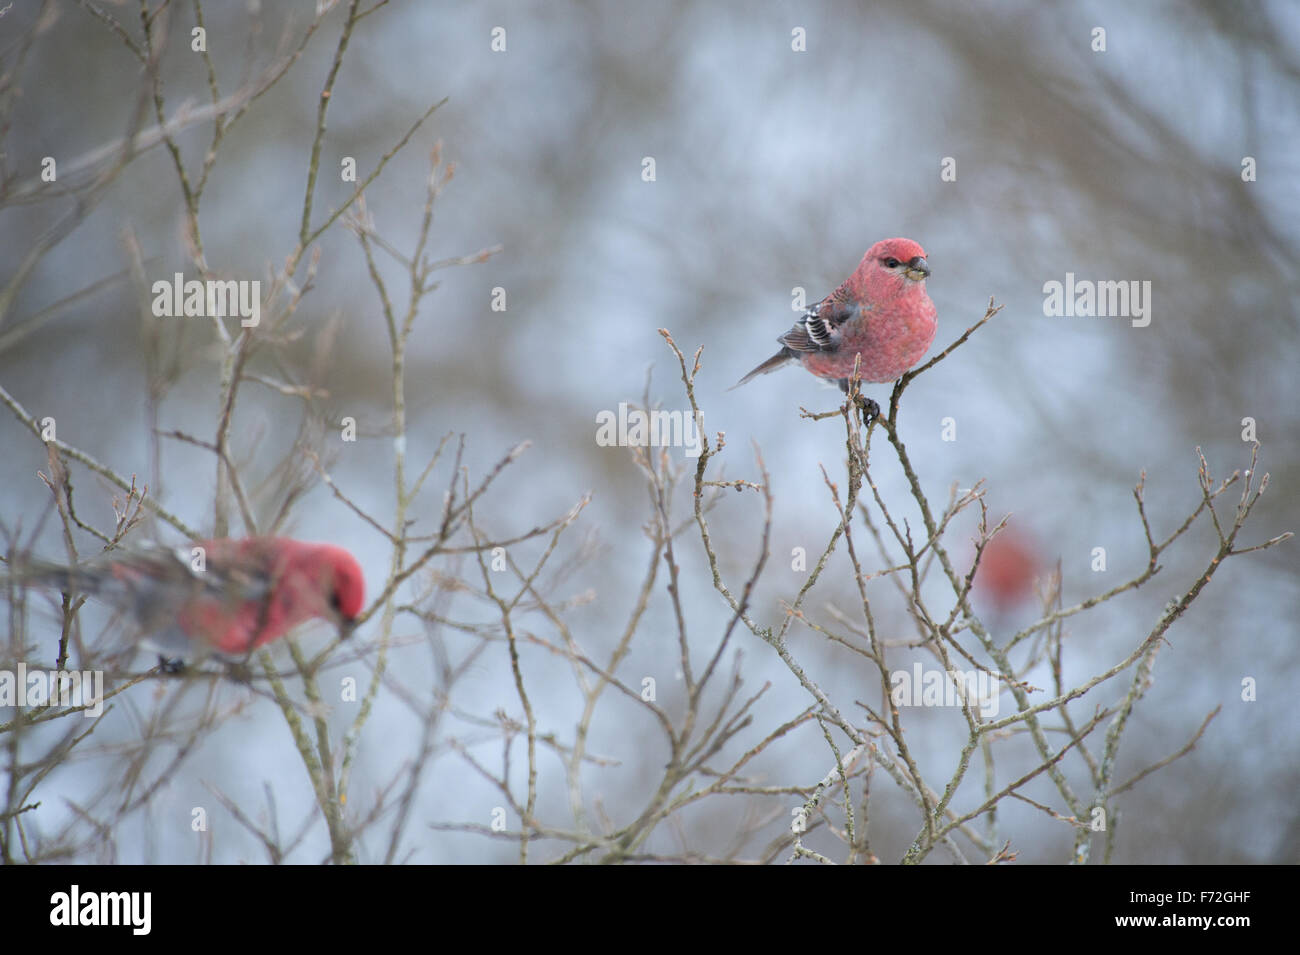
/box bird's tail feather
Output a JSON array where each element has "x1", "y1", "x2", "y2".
[
  {"x1": 4, "y1": 560, "x2": 106, "y2": 595},
  {"x1": 729, "y1": 350, "x2": 792, "y2": 391}
]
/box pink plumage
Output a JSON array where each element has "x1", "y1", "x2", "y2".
[
  {"x1": 735, "y1": 238, "x2": 937, "y2": 392},
  {"x1": 14, "y1": 538, "x2": 365, "y2": 660}
]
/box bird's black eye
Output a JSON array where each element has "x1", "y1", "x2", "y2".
[
  {"x1": 884, "y1": 257, "x2": 900, "y2": 268},
  {"x1": 330, "y1": 590, "x2": 342, "y2": 612}
]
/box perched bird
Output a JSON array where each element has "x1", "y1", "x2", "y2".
[
  {"x1": 734, "y1": 238, "x2": 938, "y2": 412},
  {"x1": 10, "y1": 538, "x2": 365, "y2": 663}
]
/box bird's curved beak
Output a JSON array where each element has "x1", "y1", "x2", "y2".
[{"x1": 905, "y1": 256, "x2": 931, "y2": 281}]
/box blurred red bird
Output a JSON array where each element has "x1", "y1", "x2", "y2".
[
  {"x1": 735, "y1": 237, "x2": 938, "y2": 396},
  {"x1": 13, "y1": 538, "x2": 365, "y2": 661},
  {"x1": 973, "y1": 528, "x2": 1041, "y2": 614}
]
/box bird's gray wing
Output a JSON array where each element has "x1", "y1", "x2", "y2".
[{"x1": 777, "y1": 298, "x2": 858, "y2": 353}]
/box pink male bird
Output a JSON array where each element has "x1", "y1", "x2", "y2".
[
  {"x1": 13, "y1": 538, "x2": 365, "y2": 664},
  {"x1": 735, "y1": 238, "x2": 937, "y2": 415}
]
